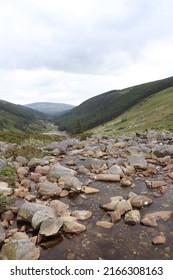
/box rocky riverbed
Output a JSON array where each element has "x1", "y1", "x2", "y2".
[{"x1": 0, "y1": 130, "x2": 173, "y2": 260}]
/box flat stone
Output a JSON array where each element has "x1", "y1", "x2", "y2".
[
  {"x1": 38, "y1": 181, "x2": 62, "y2": 197},
  {"x1": 152, "y1": 235, "x2": 166, "y2": 245},
  {"x1": 129, "y1": 195, "x2": 153, "y2": 208},
  {"x1": 63, "y1": 221, "x2": 86, "y2": 234},
  {"x1": 141, "y1": 216, "x2": 158, "y2": 227},
  {"x1": 31, "y1": 209, "x2": 56, "y2": 230},
  {"x1": 71, "y1": 210, "x2": 92, "y2": 220},
  {"x1": 48, "y1": 163, "x2": 77, "y2": 181},
  {"x1": 49, "y1": 200, "x2": 69, "y2": 216},
  {"x1": 96, "y1": 221, "x2": 114, "y2": 228},
  {"x1": 39, "y1": 218, "x2": 63, "y2": 236},
  {"x1": 1, "y1": 240, "x2": 40, "y2": 260},
  {"x1": 95, "y1": 174, "x2": 120, "y2": 182}
]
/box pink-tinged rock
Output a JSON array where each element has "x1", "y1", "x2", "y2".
[
  {"x1": 35, "y1": 165, "x2": 50, "y2": 175},
  {"x1": 84, "y1": 186, "x2": 100, "y2": 194},
  {"x1": 167, "y1": 172, "x2": 173, "y2": 179},
  {"x1": 152, "y1": 235, "x2": 166, "y2": 245},
  {"x1": 95, "y1": 174, "x2": 120, "y2": 182},
  {"x1": 159, "y1": 185, "x2": 168, "y2": 194},
  {"x1": 96, "y1": 221, "x2": 114, "y2": 229},
  {"x1": 71, "y1": 210, "x2": 92, "y2": 220},
  {"x1": 17, "y1": 167, "x2": 29, "y2": 179},
  {"x1": 129, "y1": 195, "x2": 153, "y2": 208},
  {"x1": 143, "y1": 211, "x2": 173, "y2": 221},
  {"x1": 30, "y1": 173, "x2": 41, "y2": 182},
  {"x1": 141, "y1": 216, "x2": 158, "y2": 227},
  {"x1": 146, "y1": 180, "x2": 167, "y2": 189},
  {"x1": 49, "y1": 200, "x2": 69, "y2": 216},
  {"x1": 63, "y1": 221, "x2": 86, "y2": 234},
  {"x1": 1, "y1": 210, "x2": 14, "y2": 222}
]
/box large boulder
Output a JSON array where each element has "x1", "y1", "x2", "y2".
[
  {"x1": 152, "y1": 145, "x2": 173, "y2": 158},
  {"x1": 1, "y1": 240, "x2": 40, "y2": 260},
  {"x1": 31, "y1": 209, "x2": 56, "y2": 230},
  {"x1": 127, "y1": 154, "x2": 147, "y2": 169},
  {"x1": 0, "y1": 182, "x2": 13, "y2": 196},
  {"x1": 17, "y1": 202, "x2": 53, "y2": 223},
  {"x1": 38, "y1": 181, "x2": 62, "y2": 197},
  {"x1": 47, "y1": 163, "x2": 77, "y2": 181},
  {"x1": 39, "y1": 218, "x2": 63, "y2": 236},
  {"x1": 59, "y1": 176, "x2": 82, "y2": 192}
]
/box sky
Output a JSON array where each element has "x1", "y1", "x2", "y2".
[{"x1": 0, "y1": 0, "x2": 173, "y2": 106}]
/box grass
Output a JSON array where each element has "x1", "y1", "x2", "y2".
[{"x1": 89, "y1": 86, "x2": 173, "y2": 135}]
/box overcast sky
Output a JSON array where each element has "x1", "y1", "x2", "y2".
[{"x1": 0, "y1": 0, "x2": 173, "y2": 106}]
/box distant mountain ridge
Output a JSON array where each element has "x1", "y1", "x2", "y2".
[
  {"x1": 25, "y1": 102, "x2": 75, "y2": 115},
  {"x1": 54, "y1": 76, "x2": 173, "y2": 133}
]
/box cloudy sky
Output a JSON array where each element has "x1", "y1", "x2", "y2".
[{"x1": 0, "y1": 0, "x2": 173, "y2": 106}]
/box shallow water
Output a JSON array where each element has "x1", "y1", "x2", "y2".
[{"x1": 39, "y1": 176, "x2": 173, "y2": 260}]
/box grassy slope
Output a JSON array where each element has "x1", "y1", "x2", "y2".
[
  {"x1": 0, "y1": 100, "x2": 46, "y2": 132},
  {"x1": 54, "y1": 76, "x2": 173, "y2": 132},
  {"x1": 89, "y1": 86, "x2": 173, "y2": 135}
]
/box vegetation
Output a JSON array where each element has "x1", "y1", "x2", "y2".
[
  {"x1": 0, "y1": 166, "x2": 16, "y2": 187},
  {"x1": 89, "y1": 86, "x2": 173, "y2": 135},
  {"x1": 0, "y1": 99, "x2": 46, "y2": 133},
  {"x1": 0, "y1": 192, "x2": 12, "y2": 213},
  {"x1": 54, "y1": 76, "x2": 173, "y2": 133}
]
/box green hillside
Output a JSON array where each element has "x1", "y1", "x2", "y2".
[
  {"x1": 89, "y1": 86, "x2": 173, "y2": 135},
  {"x1": 25, "y1": 102, "x2": 75, "y2": 115},
  {"x1": 54, "y1": 76, "x2": 173, "y2": 133},
  {"x1": 0, "y1": 100, "x2": 46, "y2": 132}
]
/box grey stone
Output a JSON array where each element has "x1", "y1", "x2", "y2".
[
  {"x1": 39, "y1": 218, "x2": 63, "y2": 236},
  {"x1": 38, "y1": 181, "x2": 62, "y2": 197},
  {"x1": 0, "y1": 224, "x2": 5, "y2": 244},
  {"x1": 48, "y1": 163, "x2": 77, "y2": 181},
  {"x1": 32, "y1": 209, "x2": 56, "y2": 230},
  {"x1": 1, "y1": 240, "x2": 40, "y2": 260},
  {"x1": 124, "y1": 210, "x2": 140, "y2": 224},
  {"x1": 127, "y1": 154, "x2": 147, "y2": 169}
]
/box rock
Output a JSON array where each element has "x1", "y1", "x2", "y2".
[
  {"x1": 106, "y1": 165, "x2": 123, "y2": 177},
  {"x1": 35, "y1": 165, "x2": 50, "y2": 175},
  {"x1": 0, "y1": 158, "x2": 7, "y2": 170},
  {"x1": 127, "y1": 154, "x2": 147, "y2": 169},
  {"x1": 129, "y1": 195, "x2": 153, "y2": 208},
  {"x1": 84, "y1": 186, "x2": 100, "y2": 194},
  {"x1": 110, "y1": 210, "x2": 121, "y2": 223},
  {"x1": 38, "y1": 181, "x2": 62, "y2": 197},
  {"x1": 1, "y1": 210, "x2": 14, "y2": 221},
  {"x1": 0, "y1": 182, "x2": 13, "y2": 195},
  {"x1": 63, "y1": 221, "x2": 86, "y2": 234},
  {"x1": 59, "y1": 176, "x2": 82, "y2": 192},
  {"x1": 39, "y1": 218, "x2": 63, "y2": 236},
  {"x1": 121, "y1": 179, "x2": 132, "y2": 187},
  {"x1": 152, "y1": 145, "x2": 173, "y2": 158},
  {"x1": 141, "y1": 216, "x2": 158, "y2": 227},
  {"x1": 17, "y1": 202, "x2": 52, "y2": 223},
  {"x1": 49, "y1": 200, "x2": 69, "y2": 216},
  {"x1": 143, "y1": 211, "x2": 173, "y2": 221},
  {"x1": 146, "y1": 180, "x2": 167, "y2": 189},
  {"x1": 28, "y1": 158, "x2": 49, "y2": 169},
  {"x1": 167, "y1": 172, "x2": 173, "y2": 180},
  {"x1": 1, "y1": 240, "x2": 40, "y2": 260},
  {"x1": 101, "y1": 196, "x2": 123, "y2": 211},
  {"x1": 84, "y1": 157, "x2": 106, "y2": 170},
  {"x1": 159, "y1": 156, "x2": 171, "y2": 166},
  {"x1": 16, "y1": 156, "x2": 28, "y2": 165},
  {"x1": 152, "y1": 235, "x2": 166, "y2": 245},
  {"x1": 31, "y1": 209, "x2": 56, "y2": 230},
  {"x1": 96, "y1": 221, "x2": 114, "y2": 228},
  {"x1": 11, "y1": 232, "x2": 29, "y2": 240},
  {"x1": 0, "y1": 224, "x2": 5, "y2": 243},
  {"x1": 25, "y1": 194, "x2": 36, "y2": 202},
  {"x1": 46, "y1": 142, "x2": 67, "y2": 154},
  {"x1": 115, "y1": 200, "x2": 132, "y2": 215},
  {"x1": 95, "y1": 174, "x2": 120, "y2": 182},
  {"x1": 48, "y1": 163, "x2": 77, "y2": 181},
  {"x1": 124, "y1": 210, "x2": 140, "y2": 225},
  {"x1": 71, "y1": 210, "x2": 92, "y2": 220},
  {"x1": 159, "y1": 185, "x2": 168, "y2": 194}
]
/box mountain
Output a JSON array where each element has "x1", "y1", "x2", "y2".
[
  {"x1": 25, "y1": 102, "x2": 75, "y2": 115},
  {"x1": 54, "y1": 76, "x2": 173, "y2": 133},
  {"x1": 89, "y1": 86, "x2": 173, "y2": 135},
  {"x1": 0, "y1": 99, "x2": 46, "y2": 132}
]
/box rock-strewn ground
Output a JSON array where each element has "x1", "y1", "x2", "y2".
[{"x1": 0, "y1": 130, "x2": 173, "y2": 260}]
